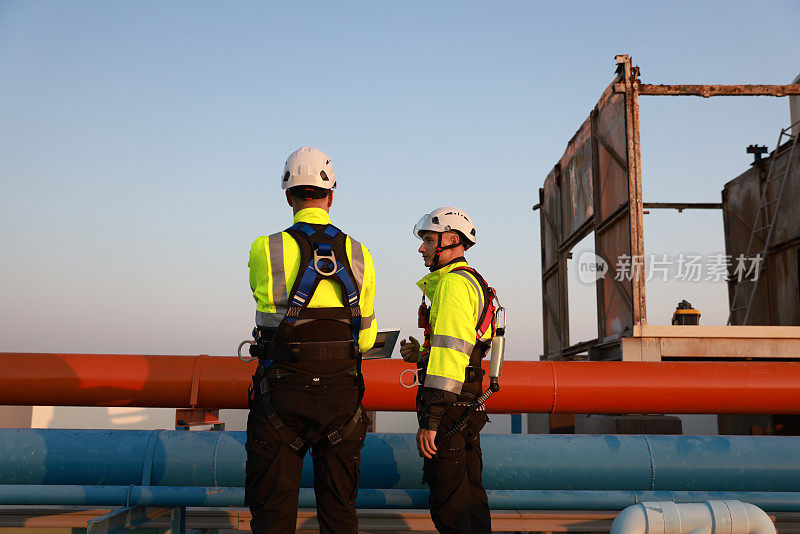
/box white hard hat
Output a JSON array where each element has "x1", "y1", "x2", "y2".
[
  {"x1": 281, "y1": 147, "x2": 336, "y2": 190},
  {"x1": 414, "y1": 207, "x2": 477, "y2": 248}
]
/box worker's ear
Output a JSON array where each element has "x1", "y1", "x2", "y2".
[
  {"x1": 286, "y1": 190, "x2": 294, "y2": 207},
  {"x1": 326, "y1": 191, "x2": 333, "y2": 208},
  {"x1": 444, "y1": 232, "x2": 460, "y2": 246}
]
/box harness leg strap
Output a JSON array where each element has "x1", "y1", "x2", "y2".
[
  {"x1": 326, "y1": 405, "x2": 364, "y2": 446},
  {"x1": 257, "y1": 374, "x2": 308, "y2": 454}
]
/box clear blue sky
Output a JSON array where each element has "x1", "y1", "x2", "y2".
[{"x1": 1, "y1": 1, "x2": 798, "y2": 360}]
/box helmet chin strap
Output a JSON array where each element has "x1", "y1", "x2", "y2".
[{"x1": 430, "y1": 232, "x2": 462, "y2": 271}]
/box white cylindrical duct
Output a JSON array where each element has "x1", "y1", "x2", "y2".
[{"x1": 610, "y1": 500, "x2": 775, "y2": 534}]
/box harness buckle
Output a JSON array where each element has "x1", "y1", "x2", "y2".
[
  {"x1": 288, "y1": 437, "x2": 306, "y2": 453},
  {"x1": 267, "y1": 413, "x2": 284, "y2": 429},
  {"x1": 327, "y1": 430, "x2": 343, "y2": 445},
  {"x1": 312, "y1": 246, "x2": 337, "y2": 277}
]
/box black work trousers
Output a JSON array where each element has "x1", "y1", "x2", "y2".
[
  {"x1": 245, "y1": 366, "x2": 368, "y2": 534},
  {"x1": 423, "y1": 405, "x2": 491, "y2": 534}
]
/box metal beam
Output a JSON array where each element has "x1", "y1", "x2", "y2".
[
  {"x1": 636, "y1": 84, "x2": 800, "y2": 98},
  {"x1": 643, "y1": 202, "x2": 723, "y2": 211},
  {"x1": 87, "y1": 506, "x2": 171, "y2": 534}
]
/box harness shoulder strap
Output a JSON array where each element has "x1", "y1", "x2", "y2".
[
  {"x1": 450, "y1": 266, "x2": 497, "y2": 340},
  {"x1": 280, "y1": 223, "x2": 363, "y2": 345}
]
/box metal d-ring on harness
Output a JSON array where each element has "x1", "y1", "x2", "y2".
[
  {"x1": 237, "y1": 222, "x2": 366, "y2": 453},
  {"x1": 437, "y1": 304, "x2": 506, "y2": 443}
]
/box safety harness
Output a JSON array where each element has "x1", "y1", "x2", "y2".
[
  {"x1": 252, "y1": 222, "x2": 362, "y2": 363},
  {"x1": 250, "y1": 222, "x2": 365, "y2": 453},
  {"x1": 418, "y1": 265, "x2": 497, "y2": 383}
]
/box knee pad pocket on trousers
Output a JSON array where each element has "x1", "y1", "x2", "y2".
[
  {"x1": 244, "y1": 439, "x2": 282, "y2": 507},
  {"x1": 423, "y1": 446, "x2": 466, "y2": 489}
]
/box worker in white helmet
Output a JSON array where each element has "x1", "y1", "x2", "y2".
[
  {"x1": 245, "y1": 147, "x2": 377, "y2": 534},
  {"x1": 400, "y1": 207, "x2": 496, "y2": 534}
]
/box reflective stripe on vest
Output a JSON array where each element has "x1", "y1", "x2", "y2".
[
  {"x1": 349, "y1": 237, "x2": 365, "y2": 293},
  {"x1": 430, "y1": 334, "x2": 475, "y2": 357},
  {"x1": 268, "y1": 232, "x2": 287, "y2": 307}
]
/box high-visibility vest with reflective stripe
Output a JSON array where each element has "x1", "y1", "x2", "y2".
[
  {"x1": 249, "y1": 207, "x2": 377, "y2": 353},
  {"x1": 416, "y1": 261, "x2": 490, "y2": 394}
]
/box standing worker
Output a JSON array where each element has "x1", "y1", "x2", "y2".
[
  {"x1": 245, "y1": 147, "x2": 377, "y2": 534},
  {"x1": 400, "y1": 207, "x2": 495, "y2": 534}
]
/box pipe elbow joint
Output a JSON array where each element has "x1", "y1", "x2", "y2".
[
  {"x1": 739, "y1": 501, "x2": 776, "y2": 534},
  {"x1": 611, "y1": 503, "x2": 647, "y2": 534}
]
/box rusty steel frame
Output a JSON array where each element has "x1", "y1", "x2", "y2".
[
  {"x1": 540, "y1": 54, "x2": 645, "y2": 360},
  {"x1": 635, "y1": 84, "x2": 800, "y2": 98},
  {"x1": 540, "y1": 54, "x2": 800, "y2": 361}
]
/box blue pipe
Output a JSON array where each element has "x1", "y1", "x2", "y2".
[
  {"x1": 511, "y1": 414, "x2": 522, "y2": 434},
  {"x1": 2, "y1": 486, "x2": 800, "y2": 512},
  {"x1": 2, "y1": 430, "x2": 800, "y2": 491}
]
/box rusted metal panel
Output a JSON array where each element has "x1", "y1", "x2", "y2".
[
  {"x1": 541, "y1": 170, "x2": 561, "y2": 270},
  {"x1": 723, "y1": 144, "x2": 800, "y2": 326},
  {"x1": 594, "y1": 73, "x2": 636, "y2": 342},
  {"x1": 541, "y1": 178, "x2": 565, "y2": 358},
  {"x1": 540, "y1": 55, "x2": 643, "y2": 360},
  {"x1": 770, "y1": 146, "x2": 800, "y2": 244},
  {"x1": 595, "y1": 81, "x2": 630, "y2": 220},
  {"x1": 724, "y1": 166, "x2": 763, "y2": 324},
  {"x1": 637, "y1": 83, "x2": 800, "y2": 97},
  {"x1": 597, "y1": 219, "x2": 634, "y2": 339},
  {"x1": 558, "y1": 118, "x2": 594, "y2": 239},
  {"x1": 542, "y1": 260, "x2": 567, "y2": 359},
  {"x1": 767, "y1": 245, "x2": 800, "y2": 326}
]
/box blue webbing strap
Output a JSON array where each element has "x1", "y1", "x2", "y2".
[{"x1": 282, "y1": 224, "x2": 361, "y2": 344}]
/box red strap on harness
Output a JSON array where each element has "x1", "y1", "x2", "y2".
[{"x1": 447, "y1": 266, "x2": 497, "y2": 341}]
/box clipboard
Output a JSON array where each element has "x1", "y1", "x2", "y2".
[{"x1": 362, "y1": 329, "x2": 400, "y2": 360}]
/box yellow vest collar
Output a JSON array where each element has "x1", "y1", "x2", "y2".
[
  {"x1": 293, "y1": 207, "x2": 331, "y2": 225},
  {"x1": 416, "y1": 261, "x2": 470, "y2": 300}
]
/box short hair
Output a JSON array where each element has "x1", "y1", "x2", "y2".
[{"x1": 289, "y1": 186, "x2": 330, "y2": 200}]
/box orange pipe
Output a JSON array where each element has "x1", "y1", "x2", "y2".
[{"x1": 1, "y1": 353, "x2": 800, "y2": 414}]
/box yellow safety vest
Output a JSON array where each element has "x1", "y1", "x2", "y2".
[
  {"x1": 249, "y1": 207, "x2": 377, "y2": 353},
  {"x1": 417, "y1": 261, "x2": 491, "y2": 394}
]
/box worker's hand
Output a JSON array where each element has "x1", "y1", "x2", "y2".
[
  {"x1": 416, "y1": 427, "x2": 437, "y2": 459},
  {"x1": 400, "y1": 336, "x2": 420, "y2": 363}
]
